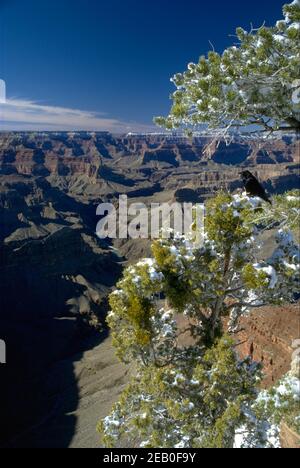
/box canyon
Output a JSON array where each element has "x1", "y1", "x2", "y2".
[{"x1": 0, "y1": 131, "x2": 299, "y2": 448}]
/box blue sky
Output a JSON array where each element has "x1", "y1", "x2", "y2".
[{"x1": 0, "y1": 0, "x2": 287, "y2": 132}]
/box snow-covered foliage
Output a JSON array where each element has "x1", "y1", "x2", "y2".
[
  {"x1": 155, "y1": 1, "x2": 300, "y2": 135},
  {"x1": 248, "y1": 189, "x2": 300, "y2": 231},
  {"x1": 98, "y1": 192, "x2": 300, "y2": 448},
  {"x1": 235, "y1": 365, "x2": 300, "y2": 448},
  {"x1": 99, "y1": 337, "x2": 262, "y2": 448}
]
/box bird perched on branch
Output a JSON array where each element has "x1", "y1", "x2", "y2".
[{"x1": 240, "y1": 170, "x2": 272, "y2": 204}]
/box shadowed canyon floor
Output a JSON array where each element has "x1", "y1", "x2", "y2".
[{"x1": 6, "y1": 335, "x2": 129, "y2": 449}]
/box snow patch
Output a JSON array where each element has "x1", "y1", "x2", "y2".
[{"x1": 253, "y1": 264, "x2": 278, "y2": 289}]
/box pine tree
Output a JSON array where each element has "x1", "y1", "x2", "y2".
[
  {"x1": 155, "y1": 1, "x2": 300, "y2": 135},
  {"x1": 98, "y1": 192, "x2": 300, "y2": 448}
]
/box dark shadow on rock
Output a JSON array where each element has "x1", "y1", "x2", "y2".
[
  {"x1": 212, "y1": 142, "x2": 250, "y2": 165},
  {"x1": 0, "y1": 177, "x2": 122, "y2": 448},
  {"x1": 0, "y1": 318, "x2": 80, "y2": 448},
  {"x1": 265, "y1": 174, "x2": 300, "y2": 194},
  {"x1": 0, "y1": 326, "x2": 110, "y2": 448},
  {"x1": 127, "y1": 183, "x2": 161, "y2": 199},
  {"x1": 95, "y1": 142, "x2": 112, "y2": 159},
  {"x1": 99, "y1": 166, "x2": 135, "y2": 187},
  {"x1": 0, "y1": 255, "x2": 118, "y2": 448},
  {"x1": 143, "y1": 150, "x2": 179, "y2": 167},
  {"x1": 175, "y1": 188, "x2": 203, "y2": 203},
  {"x1": 255, "y1": 150, "x2": 276, "y2": 165}
]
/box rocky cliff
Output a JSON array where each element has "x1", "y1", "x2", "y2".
[
  {"x1": 236, "y1": 304, "x2": 300, "y2": 388},
  {"x1": 0, "y1": 170, "x2": 122, "y2": 447},
  {"x1": 0, "y1": 131, "x2": 299, "y2": 448},
  {"x1": 0, "y1": 132, "x2": 299, "y2": 203}
]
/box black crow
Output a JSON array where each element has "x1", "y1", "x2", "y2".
[{"x1": 240, "y1": 171, "x2": 272, "y2": 204}]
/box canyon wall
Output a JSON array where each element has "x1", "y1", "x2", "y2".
[{"x1": 0, "y1": 132, "x2": 299, "y2": 447}]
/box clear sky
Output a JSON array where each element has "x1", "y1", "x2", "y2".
[{"x1": 0, "y1": 0, "x2": 288, "y2": 132}]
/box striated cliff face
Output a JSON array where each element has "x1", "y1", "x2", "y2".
[
  {"x1": 0, "y1": 132, "x2": 299, "y2": 203},
  {"x1": 0, "y1": 131, "x2": 299, "y2": 447},
  {"x1": 1, "y1": 132, "x2": 299, "y2": 169},
  {"x1": 236, "y1": 305, "x2": 300, "y2": 388}
]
